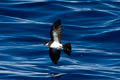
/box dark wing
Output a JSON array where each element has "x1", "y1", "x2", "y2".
[
  {"x1": 49, "y1": 48, "x2": 61, "y2": 64},
  {"x1": 50, "y1": 19, "x2": 62, "y2": 43}
]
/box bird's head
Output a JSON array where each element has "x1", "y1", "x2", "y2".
[{"x1": 44, "y1": 41, "x2": 49, "y2": 46}]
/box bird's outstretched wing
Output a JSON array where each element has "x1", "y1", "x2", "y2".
[
  {"x1": 49, "y1": 48, "x2": 61, "y2": 64},
  {"x1": 50, "y1": 19, "x2": 62, "y2": 43}
]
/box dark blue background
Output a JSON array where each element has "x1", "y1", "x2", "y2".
[{"x1": 0, "y1": 0, "x2": 120, "y2": 80}]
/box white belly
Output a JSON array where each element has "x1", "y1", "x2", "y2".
[{"x1": 50, "y1": 41, "x2": 62, "y2": 49}]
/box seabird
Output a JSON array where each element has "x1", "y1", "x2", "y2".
[{"x1": 45, "y1": 19, "x2": 72, "y2": 64}]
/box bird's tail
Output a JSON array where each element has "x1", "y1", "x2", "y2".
[{"x1": 63, "y1": 43, "x2": 71, "y2": 56}]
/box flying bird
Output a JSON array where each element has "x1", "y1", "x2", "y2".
[{"x1": 45, "y1": 19, "x2": 72, "y2": 64}]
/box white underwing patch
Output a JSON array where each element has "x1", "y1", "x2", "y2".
[{"x1": 53, "y1": 31, "x2": 59, "y2": 42}]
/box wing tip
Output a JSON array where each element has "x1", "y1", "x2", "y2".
[{"x1": 53, "y1": 19, "x2": 61, "y2": 27}]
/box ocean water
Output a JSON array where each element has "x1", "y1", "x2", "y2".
[{"x1": 0, "y1": 0, "x2": 120, "y2": 80}]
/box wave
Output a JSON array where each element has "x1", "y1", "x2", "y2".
[{"x1": 0, "y1": 0, "x2": 120, "y2": 80}]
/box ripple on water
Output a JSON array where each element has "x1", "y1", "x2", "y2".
[{"x1": 0, "y1": 0, "x2": 120, "y2": 80}]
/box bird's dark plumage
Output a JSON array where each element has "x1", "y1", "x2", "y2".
[
  {"x1": 45, "y1": 19, "x2": 72, "y2": 64},
  {"x1": 50, "y1": 19, "x2": 62, "y2": 43},
  {"x1": 49, "y1": 48, "x2": 61, "y2": 64}
]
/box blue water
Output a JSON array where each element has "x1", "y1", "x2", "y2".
[{"x1": 0, "y1": 0, "x2": 120, "y2": 80}]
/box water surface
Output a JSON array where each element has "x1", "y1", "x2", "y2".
[{"x1": 0, "y1": 0, "x2": 120, "y2": 80}]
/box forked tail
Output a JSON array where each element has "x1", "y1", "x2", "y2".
[{"x1": 63, "y1": 43, "x2": 71, "y2": 56}]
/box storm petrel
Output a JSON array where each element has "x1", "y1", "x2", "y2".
[{"x1": 45, "y1": 19, "x2": 72, "y2": 64}]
